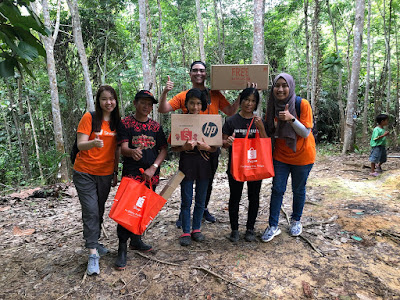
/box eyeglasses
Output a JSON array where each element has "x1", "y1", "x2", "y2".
[{"x1": 191, "y1": 68, "x2": 206, "y2": 73}]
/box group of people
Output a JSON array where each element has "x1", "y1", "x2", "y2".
[{"x1": 73, "y1": 61, "x2": 316, "y2": 276}]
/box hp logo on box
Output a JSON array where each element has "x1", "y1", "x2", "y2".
[{"x1": 202, "y1": 122, "x2": 218, "y2": 137}]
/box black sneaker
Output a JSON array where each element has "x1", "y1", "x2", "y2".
[
  {"x1": 179, "y1": 234, "x2": 192, "y2": 246},
  {"x1": 129, "y1": 234, "x2": 153, "y2": 252},
  {"x1": 191, "y1": 230, "x2": 205, "y2": 242},
  {"x1": 96, "y1": 243, "x2": 109, "y2": 256},
  {"x1": 244, "y1": 229, "x2": 256, "y2": 242},
  {"x1": 203, "y1": 209, "x2": 216, "y2": 223},
  {"x1": 228, "y1": 230, "x2": 239, "y2": 243}
]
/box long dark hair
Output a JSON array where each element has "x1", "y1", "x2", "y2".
[{"x1": 93, "y1": 85, "x2": 120, "y2": 132}]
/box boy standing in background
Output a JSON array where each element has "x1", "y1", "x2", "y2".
[{"x1": 369, "y1": 114, "x2": 389, "y2": 177}]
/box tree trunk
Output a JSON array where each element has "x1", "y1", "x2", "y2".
[
  {"x1": 6, "y1": 80, "x2": 29, "y2": 181},
  {"x1": 66, "y1": 0, "x2": 94, "y2": 111},
  {"x1": 252, "y1": 0, "x2": 265, "y2": 117},
  {"x1": 310, "y1": 0, "x2": 321, "y2": 137},
  {"x1": 138, "y1": 0, "x2": 152, "y2": 90},
  {"x1": 338, "y1": 6, "x2": 354, "y2": 105},
  {"x1": 1, "y1": 104, "x2": 12, "y2": 152},
  {"x1": 147, "y1": 0, "x2": 163, "y2": 122},
  {"x1": 304, "y1": 0, "x2": 311, "y2": 101},
  {"x1": 386, "y1": 0, "x2": 392, "y2": 113},
  {"x1": 40, "y1": 0, "x2": 69, "y2": 181},
  {"x1": 26, "y1": 93, "x2": 44, "y2": 182},
  {"x1": 342, "y1": 0, "x2": 366, "y2": 154},
  {"x1": 195, "y1": 0, "x2": 206, "y2": 62},
  {"x1": 219, "y1": 0, "x2": 226, "y2": 63},
  {"x1": 362, "y1": 0, "x2": 372, "y2": 143},
  {"x1": 213, "y1": 0, "x2": 223, "y2": 63},
  {"x1": 179, "y1": 24, "x2": 187, "y2": 68},
  {"x1": 396, "y1": 18, "x2": 400, "y2": 138},
  {"x1": 17, "y1": 78, "x2": 32, "y2": 179},
  {"x1": 326, "y1": 0, "x2": 345, "y2": 142},
  {"x1": 118, "y1": 77, "x2": 125, "y2": 118}
]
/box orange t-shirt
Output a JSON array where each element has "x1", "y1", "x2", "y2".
[
  {"x1": 73, "y1": 112, "x2": 117, "y2": 175},
  {"x1": 273, "y1": 99, "x2": 316, "y2": 165},
  {"x1": 168, "y1": 90, "x2": 230, "y2": 114}
]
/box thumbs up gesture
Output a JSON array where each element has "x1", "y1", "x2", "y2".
[
  {"x1": 164, "y1": 75, "x2": 174, "y2": 92},
  {"x1": 93, "y1": 132, "x2": 104, "y2": 148},
  {"x1": 278, "y1": 104, "x2": 294, "y2": 121},
  {"x1": 226, "y1": 132, "x2": 235, "y2": 147}
]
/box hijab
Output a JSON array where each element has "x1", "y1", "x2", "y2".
[{"x1": 266, "y1": 73, "x2": 297, "y2": 152}]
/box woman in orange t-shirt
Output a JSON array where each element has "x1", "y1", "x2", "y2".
[
  {"x1": 261, "y1": 73, "x2": 316, "y2": 243},
  {"x1": 73, "y1": 85, "x2": 120, "y2": 276}
]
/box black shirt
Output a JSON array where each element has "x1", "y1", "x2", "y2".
[
  {"x1": 222, "y1": 113, "x2": 266, "y2": 174},
  {"x1": 117, "y1": 115, "x2": 167, "y2": 181}
]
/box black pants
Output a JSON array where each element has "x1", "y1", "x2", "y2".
[
  {"x1": 73, "y1": 170, "x2": 112, "y2": 249},
  {"x1": 228, "y1": 173, "x2": 262, "y2": 231},
  {"x1": 205, "y1": 149, "x2": 220, "y2": 209},
  {"x1": 117, "y1": 224, "x2": 137, "y2": 243}
]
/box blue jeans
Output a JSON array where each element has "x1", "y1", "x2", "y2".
[
  {"x1": 269, "y1": 160, "x2": 313, "y2": 227},
  {"x1": 180, "y1": 179, "x2": 209, "y2": 234}
]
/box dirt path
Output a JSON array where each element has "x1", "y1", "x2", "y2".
[{"x1": 1, "y1": 153, "x2": 400, "y2": 299}]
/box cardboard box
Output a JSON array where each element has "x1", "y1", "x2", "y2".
[
  {"x1": 170, "y1": 114, "x2": 222, "y2": 147},
  {"x1": 159, "y1": 170, "x2": 185, "y2": 200},
  {"x1": 210, "y1": 64, "x2": 269, "y2": 90}
]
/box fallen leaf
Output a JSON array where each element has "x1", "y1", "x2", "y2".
[
  {"x1": 302, "y1": 281, "x2": 313, "y2": 298},
  {"x1": 0, "y1": 206, "x2": 11, "y2": 212},
  {"x1": 13, "y1": 226, "x2": 35, "y2": 236}
]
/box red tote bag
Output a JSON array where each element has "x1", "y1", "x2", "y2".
[
  {"x1": 109, "y1": 176, "x2": 167, "y2": 235},
  {"x1": 230, "y1": 117, "x2": 275, "y2": 182}
]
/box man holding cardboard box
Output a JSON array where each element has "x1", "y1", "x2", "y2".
[{"x1": 158, "y1": 61, "x2": 240, "y2": 224}]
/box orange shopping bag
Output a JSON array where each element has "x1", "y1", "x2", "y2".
[
  {"x1": 109, "y1": 176, "x2": 167, "y2": 235},
  {"x1": 230, "y1": 117, "x2": 274, "y2": 182}
]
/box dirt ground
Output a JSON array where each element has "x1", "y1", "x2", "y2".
[{"x1": 1, "y1": 151, "x2": 400, "y2": 300}]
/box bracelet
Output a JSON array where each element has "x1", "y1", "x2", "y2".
[{"x1": 152, "y1": 163, "x2": 159, "y2": 168}]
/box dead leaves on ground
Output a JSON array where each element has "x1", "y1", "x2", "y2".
[{"x1": 12, "y1": 226, "x2": 35, "y2": 236}]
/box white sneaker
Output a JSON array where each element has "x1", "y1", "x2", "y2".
[
  {"x1": 87, "y1": 253, "x2": 100, "y2": 275},
  {"x1": 290, "y1": 220, "x2": 303, "y2": 236},
  {"x1": 261, "y1": 226, "x2": 281, "y2": 242}
]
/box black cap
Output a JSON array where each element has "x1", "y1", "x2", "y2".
[{"x1": 135, "y1": 90, "x2": 158, "y2": 104}]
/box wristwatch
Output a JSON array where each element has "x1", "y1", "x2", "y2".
[
  {"x1": 291, "y1": 118, "x2": 296, "y2": 123},
  {"x1": 152, "y1": 163, "x2": 159, "y2": 168}
]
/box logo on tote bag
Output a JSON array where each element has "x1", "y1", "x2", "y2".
[
  {"x1": 247, "y1": 147, "x2": 257, "y2": 160},
  {"x1": 202, "y1": 122, "x2": 218, "y2": 137},
  {"x1": 136, "y1": 196, "x2": 146, "y2": 208}
]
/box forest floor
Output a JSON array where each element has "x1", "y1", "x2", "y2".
[{"x1": 1, "y1": 151, "x2": 400, "y2": 300}]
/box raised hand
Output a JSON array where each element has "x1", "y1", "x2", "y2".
[
  {"x1": 254, "y1": 116, "x2": 265, "y2": 131},
  {"x1": 164, "y1": 75, "x2": 174, "y2": 92},
  {"x1": 246, "y1": 82, "x2": 258, "y2": 89},
  {"x1": 182, "y1": 139, "x2": 196, "y2": 151},
  {"x1": 197, "y1": 138, "x2": 210, "y2": 151},
  {"x1": 278, "y1": 104, "x2": 293, "y2": 121},
  {"x1": 226, "y1": 132, "x2": 235, "y2": 147},
  {"x1": 93, "y1": 133, "x2": 104, "y2": 148}
]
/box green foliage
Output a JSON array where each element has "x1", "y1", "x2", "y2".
[
  {"x1": 316, "y1": 142, "x2": 342, "y2": 156},
  {"x1": 1, "y1": 0, "x2": 400, "y2": 191},
  {"x1": 323, "y1": 52, "x2": 343, "y2": 74},
  {"x1": 0, "y1": 0, "x2": 49, "y2": 78}
]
